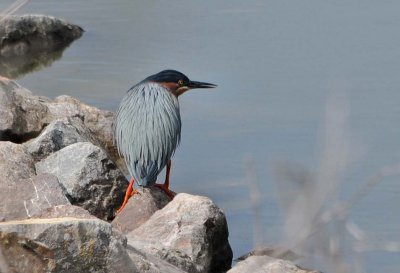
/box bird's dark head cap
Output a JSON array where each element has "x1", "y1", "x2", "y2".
[
  {"x1": 144, "y1": 69, "x2": 216, "y2": 96},
  {"x1": 144, "y1": 70, "x2": 190, "y2": 85}
]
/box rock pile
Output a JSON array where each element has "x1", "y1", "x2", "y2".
[{"x1": 0, "y1": 78, "x2": 233, "y2": 273}]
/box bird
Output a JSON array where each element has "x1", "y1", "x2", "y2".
[{"x1": 113, "y1": 69, "x2": 216, "y2": 213}]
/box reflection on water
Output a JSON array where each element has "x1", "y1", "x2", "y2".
[{"x1": 0, "y1": 49, "x2": 65, "y2": 79}]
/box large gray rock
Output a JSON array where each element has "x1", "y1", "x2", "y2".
[
  {"x1": 127, "y1": 193, "x2": 233, "y2": 273},
  {"x1": 35, "y1": 142, "x2": 126, "y2": 221},
  {"x1": 228, "y1": 256, "x2": 321, "y2": 273},
  {"x1": 25, "y1": 118, "x2": 93, "y2": 161},
  {"x1": 0, "y1": 79, "x2": 50, "y2": 142},
  {"x1": 0, "y1": 217, "x2": 136, "y2": 273},
  {"x1": 112, "y1": 187, "x2": 171, "y2": 234},
  {"x1": 0, "y1": 173, "x2": 70, "y2": 222}
]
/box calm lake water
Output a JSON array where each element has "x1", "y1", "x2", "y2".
[{"x1": 2, "y1": 1, "x2": 400, "y2": 272}]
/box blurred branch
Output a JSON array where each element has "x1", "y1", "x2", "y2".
[
  {"x1": 244, "y1": 156, "x2": 264, "y2": 249},
  {"x1": 271, "y1": 91, "x2": 400, "y2": 272}
]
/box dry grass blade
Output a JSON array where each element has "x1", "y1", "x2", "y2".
[{"x1": 0, "y1": 0, "x2": 30, "y2": 23}]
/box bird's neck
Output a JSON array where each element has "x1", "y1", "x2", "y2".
[{"x1": 158, "y1": 82, "x2": 188, "y2": 97}]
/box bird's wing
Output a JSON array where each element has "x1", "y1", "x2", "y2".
[{"x1": 113, "y1": 83, "x2": 181, "y2": 185}]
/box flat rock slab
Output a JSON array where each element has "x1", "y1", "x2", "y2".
[
  {"x1": 127, "y1": 193, "x2": 232, "y2": 273},
  {"x1": 112, "y1": 187, "x2": 171, "y2": 234},
  {"x1": 35, "y1": 142, "x2": 126, "y2": 221}
]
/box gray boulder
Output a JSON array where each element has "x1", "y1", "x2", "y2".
[
  {"x1": 228, "y1": 256, "x2": 321, "y2": 273},
  {"x1": 25, "y1": 117, "x2": 93, "y2": 161},
  {"x1": 0, "y1": 217, "x2": 136, "y2": 273},
  {"x1": 127, "y1": 193, "x2": 232, "y2": 273},
  {"x1": 112, "y1": 187, "x2": 171, "y2": 234},
  {"x1": 35, "y1": 142, "x2": 126, "y2": 221}
]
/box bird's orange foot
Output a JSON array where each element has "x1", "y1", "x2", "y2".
[
  {"x1": 117, "y1": 178, "x2": 139, "y2": 214},
  {"x1": 116, "y1": 189, "x2": 139, "y2": 214},
  {"x1": 153, "y1": 183, "x2": 175, "y2": 199}
]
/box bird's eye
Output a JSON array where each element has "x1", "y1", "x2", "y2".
[{"x1": 178, "y1": 79, "x2": 184, "y2": 86}]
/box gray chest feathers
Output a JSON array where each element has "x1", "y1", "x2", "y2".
[{"x1": 114, "y1": 83, "x2": 181, "y2": 185}]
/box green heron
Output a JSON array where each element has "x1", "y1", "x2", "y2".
[{"x1": 114, "y1": 70, "x2": 216, "y2": 212}]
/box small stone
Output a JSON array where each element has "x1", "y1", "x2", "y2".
[
  {"x1": 228, "y1": 256, "x2": 321, "y2": 273},
  {"x1": 112, "y1": 187, "x2": 171, "y2": 234},
  {"x1": 0, "y1": 79, "x2": 50, "y2": 143}
]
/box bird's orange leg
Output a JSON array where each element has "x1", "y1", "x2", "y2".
[
  {"x1": 117, "y1": 178, "x2": 139, "y2": 214},
  {"x1": 153, "y1": 160, "x2": 175, "y2": 199}
]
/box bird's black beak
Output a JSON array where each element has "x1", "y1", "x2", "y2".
[{"x1": 188, "y1": 81, "x2": 217, "y2": 89}]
